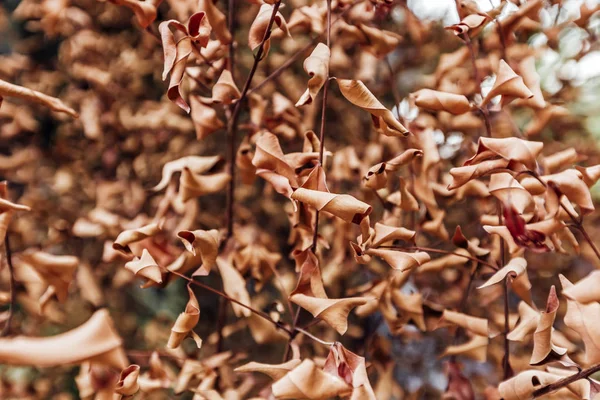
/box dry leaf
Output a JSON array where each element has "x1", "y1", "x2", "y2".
[
  {"x1": 271, "y1": 359, "x2": 351, "y2": 399},
  {"x1": 124, "y1": 248, "x2": 163, "y2": 285},
  {"x1": 411, "y1": 89, "x2": 472, "y2": 115},
  {"x1": 337, "y1": 79, "x2": 409, "y2": 136},
  {"x1": 167, "y1": 285, "x2": 202, "y2": 349},
  {"x1": 291, "y1": 188, "x2": 372, "y2": 225},
  {"x1": 481, "y1": 60, "x2": 534, "y2": 107},
  {"x1": 248, "y1": 4, "x2": 290, "y2": 55},
  {"x1": 177, "y1": 229, "x2": 220, "y2": 276},
  {"x1": 290, "y1": 293, "x2": 370, "y2": 335},
  {"x1": 0, "y1": 78, "x2": 78, "y2": 118},
  {"x1": 0, "y1": 309, "x2": 127, "y2": 369},
  {"x1": 296, "y1": 43, "x2": 330, "y2": 107}
]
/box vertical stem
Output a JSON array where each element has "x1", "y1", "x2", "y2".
[
  {"x1": 225, "y1": 1, "x2": 282, "y2": 238},
  {"x1": 228, "y1": 0, "x2": 235, "y2": 77},
  {"x1": 497, "y1": 200, "x2": 512, "y2": 379},
  {"x1": 462, "y1": 33, "x2": 480, "y2": 87},
  {"x1": 215, "y1": 296, "x2": 227, "y2": 353},
  {"x1": 1, "y1": 234, "x2": 15, "y2": 337},
  {"x1": 311, "y1": 0, "x2": 332, "y2": 251},
  {"x1": 450, "y1": 262, "x2": 480, "y2": 362}
]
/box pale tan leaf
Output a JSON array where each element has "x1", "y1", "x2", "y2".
[
  {"x1": 481, "y1": 60, "x2": 534, "y2": 107},
  {"x1": 167, "y1": 285, "x2": 201, "y2": 349},
  {"x1": 292, "y1": 187, "x2": 371, "y2": 224},
  {"x1": 337, "y1": 79, "x2": 409, "y2": 136},
  {"x1": 124, "y1": 248, "x2": 163, "y2": 285},
  {"x1": 177, "y1": 229, "x2": 220, "y2": 276},
  {"x1": 113, "y1": 222, "x2": 162, "y2": 254},
  {"x1": 115, "y1": 365, "x2": 140, "y2": 397},
  {"x1": 235, "y1": 359, "x2": 301, "y2": 381},
  {"x1": 498, "y1": 370, "x2": 561, "y2": 400},
  {"x1": 217, "y1": 256, "x2": 252, "y2": 318},
  {"x1": 271, "y1": 359, "x2": 351, "y2": 399},
  {"x1": 152, "y1": 155, "x2": 222, "y2": 192},
  {"x1": 0, "y1": 309, "x2": 127, "y2": 369},
  {"x1": 411, "y1": 89, "x2": 472, "y2": 115},
  {"x1": 563, "y1": 270, "x2": 600, "y2": 304},
  {"x1": 560, "y1": 274, "x2": 600, "y2": 365},
  {"x1": 290, "y1": 293, "x2": 370, "y2": 335},
  {"x1": 0, "y1": 78, "x2": 78, "y2": 118},
  {"x1": 441, "y1": 334, "x2": 488, "y2": 362},
  {"x1": 199, "y1": 0, "x2": 231, "y2": 44},
  {"x1": 179, "y1": 167, "x2": 230, "y2": 202},
  {"x1": 296, "y1": 43, "x2": 330, "y2": 107}
]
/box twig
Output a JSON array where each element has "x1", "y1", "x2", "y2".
[
  {"x1": 378, "y1": 245, "x2": 499, "y2": 271},
  {"x1": 450, "y1": 261, "x2": 480, "y2": 360},
  {"x1": 248, "y1": 0, "x2": 363, "y2": 96},
  {"x1": 561, "y1": 205, "x2": 600, "y2": 261},
  {"x1": 225, "y1": 1, "x2": 282, "y2": 238},
  {"x1": 215, "y1": 296, "x2": 227, "y2": 353},
  {"x1": 265, "y1": 261, "x2": 295, "y2": 320},
  {"x1": 462, "y1": 32, "x2": 481, "y2": 87},
  {"x1": 533, "y1": 363, "x2": 600, "y2": 398},
  {"x1": 516, "y1": 171, "x2": 600, "y2": 262},
  {"x1": 1, "y1": 234, "x2": 15, "y2": 337},
  {"x1": 294, "y1": 327, "x2": 335, "y2": 347},
  {"x1": 228, "y1": 0, "x2": 235, "y2": 77},
  {"x1": 167, "y1": 268, "x2": 293, "y2": 335},
  {"x1": 167, "y1": 268, "x2": 338, "y2": 349},
  {"x1": 282, "y1": 307, "x2": 302, "y2": 362},
  {"x1": 497, "y1": 199, "x2": 512, "y2": 379},
  {"x1": 311, "y1": 0, "x2": 332, "y2": 252}
]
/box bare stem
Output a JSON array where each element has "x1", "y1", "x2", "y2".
[
  {"x1": 560, "y1": 203, "x2": 600, "y2": 261},
  {"x1": 1, "y1": 233, "x2": 15, "y2": 337},
  {"x1": 378, "y1": 245, "x2": 499, "y2": 271},
  {"x1": 311, "y1": 0, "x2": 332, "y2": 252},
  {"x1": 450, "y1": 262, "x2": 480, "y2": 361},
  {"x1": 265, "y1": 261, "x2": 295, "y2": 321},
  {"x1": 497, "y1": 199, "x2": 512, "y2": 379},
  {"x1": 227, "y1": 0, "x2": 235, "y2": 77},
  {"x1": 533, "y1": 363, "x2": 600, "y2": 398},
  {"x1": 248, "y1": 0, "x2": 362, "y2": 96},
  {"x1": 167, "y1": 268, "x2": 293, "y2": 335},
  {"x1": 225, "y1": 1, "x2": 282, "y2": 238},
  {"x1": 295, "y1": 327, "x2": 335, "y2": 347},
  {"x1": 462, "y1": 32, "x2": 480, "y2": 86}
]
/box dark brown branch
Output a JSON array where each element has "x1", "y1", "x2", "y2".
[
  {"x1": 533, "y1": 363, "x2": 600, "y2": 398},
  {"x1": 225, "y1": 1, "x2": 282, "y2": 238},
  {"x1": 378, "y1": 245, "x2": 499, "y2": 271},
  {"x1": 497, "y1": 199, "x2": 512, "y2": 380},
  {"x1": 167, "y1": 268, "x2": 294, "y2": 336},
  {"x1": 248, "y1": 0, "x2": 363, "y2": 96},
  {"x1": 311, "y1": 0, "x2": 332, "y2": 252},
  {"x1": 1, "y1": 233, "x2": 15, "y2": 337},
  {"x1": 227, "y1": 0, "x2": 235, "y2": 77}
]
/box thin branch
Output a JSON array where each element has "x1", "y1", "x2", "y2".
[
  {"x1": 311, "y1": 0, "x2": 332, "y2": 252},
  {"x1": 248, "y1": 0, "x2": 363, "y2": 96},
  {"x1": 462, "y1": 32, "x2": 481, "y2": 87},
  {"x1": 228, "y1": 0, "x2": 235, "y2": 77},
  {"x1": 167, "y1": 268, "x2": 337, "y2": 349},
  {"x1": 265, "y1": 261, "x2": 295, "y2": 321},
  {"x1": 516, "y1": 170, "x2": 600, "y2": 262},
  {"x1": 295, "y1": 327, "x2": 335, "y2": 347},
  {"x1": 450, "y1": 261, "x2": 480, "y2": 361},
  {"x1": 167, "y1": 268, "x2": 293, "y2": 335},
  {"x1": 225, "y1": 1, "x2": 282, "y2": 238},
  {"x1": 533, "y1": 363, "x2": 600, "y2": 398},
  {"x1": 497, "y1": 199, "x2": 512, "y2": 380},
  {"x1": 378, "y1": 245, "x2": 499, "y2": 271},
  {"x1": 1, "y1": 233, "x2": 15, "y2": 337}
]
